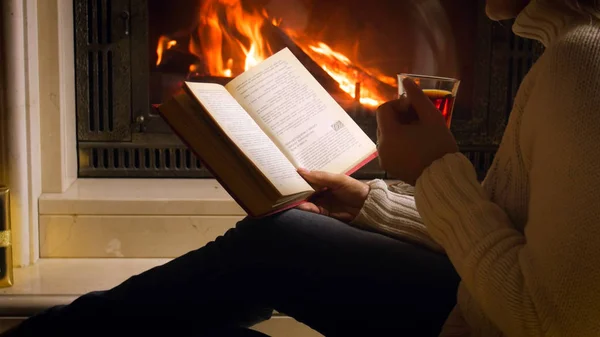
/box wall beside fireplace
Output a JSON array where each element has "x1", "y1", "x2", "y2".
[{"x1": 74, "y1": 0, "x2": 542, "y2": 181}]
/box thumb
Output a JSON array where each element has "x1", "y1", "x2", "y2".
[
  {"x1": 402, "y1": 78, "x2": 440, "y2": 124},
  {"x1": 298, "y1": 169, "x2": 345, "y2": 189}
]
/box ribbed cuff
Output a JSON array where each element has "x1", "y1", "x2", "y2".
[
  {"x1": 352, "y1": 179, "x2": 392, "y2": 227},
  {"x1": 415, "y1": 153, "x2": 504, "y2": 259},
  {"x1": 352, "y1": 179, "x2": 443, "y2": 252}
]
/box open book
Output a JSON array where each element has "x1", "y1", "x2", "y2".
[{"x1": 158, "y1": 48, "x2": 377, "y2": 217}]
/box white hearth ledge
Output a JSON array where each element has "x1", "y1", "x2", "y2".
[
  {"x1": 37, "y1": 179, "x2": 249, "y2": 258},
  {"x1": 39, "y1": 179, "x2": 245, "y2": 216}
]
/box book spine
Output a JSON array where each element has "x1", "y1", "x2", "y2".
[{"x1": 156, "y1": 105, "x2": 257, "y2": 217}]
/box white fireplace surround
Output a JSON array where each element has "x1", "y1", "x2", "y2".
[{"x1": 2, "y1": 0, "x2": 251, "y2": 266}]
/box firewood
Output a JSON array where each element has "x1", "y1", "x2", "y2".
[{"x1": 261, "y1": 23, "x2": 352, "y2": 100}]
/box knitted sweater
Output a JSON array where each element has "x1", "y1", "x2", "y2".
[{"x1": 352, "y1": 1, "x2": 600, "y2": 336}]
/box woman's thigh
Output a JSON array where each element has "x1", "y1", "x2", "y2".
[{"x1": 236, "y1": 209, "x2": 460, "y2": 337}]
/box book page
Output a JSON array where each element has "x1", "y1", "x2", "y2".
[
  {"x1": 226, "y1": 48, "x2": 376, "y2": 173},
  {"x1": 185, "y1": 82, "x2": 312, "y2": 196}
]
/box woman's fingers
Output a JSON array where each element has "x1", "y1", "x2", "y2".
[
  {"x1": 295, "y1": 201, "x2": 321, "y2": 214},
  {"x1": 402, "y1": 78, "x2": 444, "y2": 124},
  {"x1": 298, "y1": 169, "x2": 346, "y2": 189}
]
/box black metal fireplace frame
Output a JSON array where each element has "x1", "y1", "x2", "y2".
[{"x1": 73, "y1": 0, "x2": 542, "y2": 180}]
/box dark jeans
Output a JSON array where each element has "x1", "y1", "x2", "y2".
[{"x1": 8, "y1": 209, "x2": 459, "y2": 337}]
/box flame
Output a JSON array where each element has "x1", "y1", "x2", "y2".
[
  {"x1": 223, "y1": 58, "x2": 233, "y2": 77},
  {"x1": 308, "y1": 42, "x2": 384, "y2": 107},
  {"x1": 154, "y1": 0, "x2": 392, "y2": 107},
  {"x1": 156, "y1": 36, "x2": 177, "y2": 66},
  {"x1": 310, "y1": 43, "x2": 351, "y2": 66},
  {"x1": 243, "y1": 44, "x2": 260, "y2": 71},
  {"x1": 186, "y1": 0, "x2": 273, "y2": 77}
]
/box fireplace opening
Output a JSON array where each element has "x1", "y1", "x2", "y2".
[{"x1": 75, "y1": 0, "x2": 542, "y2": 180}]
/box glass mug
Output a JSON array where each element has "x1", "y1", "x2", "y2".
[{"x1": 397, "y1": 74, "x2": 460, "y2": 128}]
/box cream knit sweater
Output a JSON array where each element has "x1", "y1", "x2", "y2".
[{"x1": 352, "y1": 1, "x2": 600, "y2": 336}]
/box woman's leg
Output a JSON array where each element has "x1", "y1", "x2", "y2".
[{"x1": 8, "y1": 209, "x2": 459, "y2": 337}]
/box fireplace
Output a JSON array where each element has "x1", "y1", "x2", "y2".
[{"x1": 74, "y1": 0, "x2": 542, "y2": 180}]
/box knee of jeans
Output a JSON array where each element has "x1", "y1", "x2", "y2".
[
  {"x1": 234, "y1": 215, "x2": 276, "y2": 240},
  {"x1": 236, "y1": 208, "x2": 303, "y2": 227},
  {"x1": 234, "y1": 209, "x2": 309, "y2": 239}
]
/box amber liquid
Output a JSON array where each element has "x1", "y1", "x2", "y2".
[{"x1": 423, "y1": 89, "x2": 455, "y2": 127}]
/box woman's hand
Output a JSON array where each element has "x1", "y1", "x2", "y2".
[
  {"x1": 296, "y1": 169, "x2": 369, "y2": 222},
  {"x1": 376, "y1": 78, "x2": 459, "y2": 185}
]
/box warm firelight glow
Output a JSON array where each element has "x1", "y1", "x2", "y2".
[
  {"x1": 193, "y1": 0, "x2": 271, "y2": 77},
  {"x1": 310, "y1": 43, "x2": 351, "y2": 66},
  {"x1": 154, "y1": 1, "x2": 281, "y2": 76},
  {"x1": 309, "y1": 43, "x2": 383, "y2": 106},
  {"x1": 155, "y1": 0, "x2": 393, "y2": 107},
  {"x1": 156, "y1": 36, "x2": 177, "y2": 66},
  {"x1": 243, "y1": 44, "x2": 260, "y2": 71},
  {"x1": 223, "y1": 58, "x2": 233, "y2": 77}
]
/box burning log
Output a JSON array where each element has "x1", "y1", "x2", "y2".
[
  {"x1": 261, "y1": 23, "x2": 398, "y2": 114},
  {"x1": 155, "y1": 48, "x2": 199, "y2": 74},
  {"x1": 265, "y1": 26, "x2": 398, "y2": 110},
  {"x1": 302, "y1": 41, "x2": 398, "y2": 105},
  {"x1": 261, "y1": 23, "x2": 352, "y2": 100}
]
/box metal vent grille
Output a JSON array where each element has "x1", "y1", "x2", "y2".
[
  {"x1": 75, "y1": 0, "x2": 132, "y2": 142},
  {"x1": 86, "y1": 0, "x2": 114, "y2": 133},
  {"x1": 79, "y1": 143, "x2": 213, "y2": 177},
  {"x1": 79, "y1": 143, "x2": 497, "y2": 180}
]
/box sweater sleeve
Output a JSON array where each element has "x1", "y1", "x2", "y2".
[
  {"x1": 351, "y1": 179, "x2": 443, "y2": 252},
  {"x1": 415, "y1": 28, "x2": 600, "y2": 336}
]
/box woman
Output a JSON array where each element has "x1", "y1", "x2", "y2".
[
  {"x1": 5, "y1": 0, "x2": 600, "y2": 336},
  {"x1": 375, "y1": 0, "x2": 600, "y2": 335}
]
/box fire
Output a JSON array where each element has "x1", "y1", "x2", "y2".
[
  {"x1": 156, "y1": 36, "x2": 177, "y2": 66},
  {"x1": 307, "y1": 42, "x2": 385, "y2": 107},
  {"x1": 223, "y1": 58, "x2": 233, "y2": 77},
  {"x1": 155, "y1": 0, "x2": 394, "y2": 107},
  {"x1": 189, "y1": 0, "x2": 272, "y2": 77},
  {"x1": 310, "y1": 43, "x2": 351, "y2": 66},
  {"x1": 244, "y1": 44, "x2": 260, "y2": 71}
]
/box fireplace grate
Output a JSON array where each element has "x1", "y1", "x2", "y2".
[
  {"x1": 78, "y1": 143, "x2": 497, "y2": 181},
  {"x1": 79, "y1": 143, "x2": 213, "y2": 177}
]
